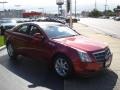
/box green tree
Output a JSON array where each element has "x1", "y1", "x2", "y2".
[
  {"x1": 113, "y1": 5, "x2": 120, "y2": 16},
  {"x1": 107, "y1": 10, "x2": 114, "y2": 16},
  {"x1": 117, "y1": 5, "x2": 120, "y2": 9},
  {"x1": 89, "y1": 9, "x2": 102, "y2": 18}
]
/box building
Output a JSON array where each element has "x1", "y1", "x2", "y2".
[
  {"x1": 22, "y1": 11, "x2": 42, "y2": 18},
  {"x1": 81, "y1": 11, "x2": 89, "y2": 17},
  {"x1": 0, "y1": 9, "x2": 25, "y2": 18},
  {"x1": 114, "y1": 5, "x2": 120, "y2": 16}
]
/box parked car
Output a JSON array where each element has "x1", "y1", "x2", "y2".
[
  {"x1": 100, "y1": 16, "x2": 110, "y2": 19},
  {"x1": 5, "y1": 22, "x2": 112, "y2": 78},
  {"x1": 114, "y1": 17, "x2": 120, "y2": 21},
  {"x1": 0, "y1": 18, "x2": 17, "y2": 35},
  {"x1": 66, "y1": 16, "x2": 78, "y2": 23}
]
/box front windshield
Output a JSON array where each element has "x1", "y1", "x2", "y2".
[{"x1": 43, "y1": 25, "x2": 79, "y2": 39}]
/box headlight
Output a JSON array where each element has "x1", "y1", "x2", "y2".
[{"x1": 78, "y1": 50, "x2": 92, "y2": 62}]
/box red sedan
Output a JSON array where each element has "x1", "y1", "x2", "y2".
[{"x1": 5, "y1": 22, "x2": 112, "y2": 78}]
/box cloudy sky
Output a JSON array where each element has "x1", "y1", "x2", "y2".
[{"x1": 0, "y1": 0, "x2": 120, "y2": 13}]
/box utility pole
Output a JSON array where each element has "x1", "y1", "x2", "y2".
[
  {"x1": 69, "y1": 0, "x2": 72, "y2": 28},
  {"x1": 75, "y1": 0, "x2": 76, "y2": 18},
  {"x1": 66, "y1": 0, "x2": 72, "y2": 28},
  {"x1": 105, "y1": 0, "x2": 107, "y2": 16},
  {"x1": 95, "y1": 0, "x2": 97, "y2": 10}
]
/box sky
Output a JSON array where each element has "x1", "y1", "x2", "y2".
[{"x1": 0, "y1": 0, "x2": 120, "y2": 13}]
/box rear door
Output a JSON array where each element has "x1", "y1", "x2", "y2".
[{"x1": 12, "y1": 24, "x2": 30, "y2": 55}]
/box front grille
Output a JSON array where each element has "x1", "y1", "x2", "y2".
[{"x1": 93, "y1": 48, "x2": 111, "y2": 62}]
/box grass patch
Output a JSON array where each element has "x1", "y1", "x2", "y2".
[{"x1": 0, "y1": 36, "x2": 5, "y2": 47}]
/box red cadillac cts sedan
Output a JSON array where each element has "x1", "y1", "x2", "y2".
[{"x1": 5, "y1": 22, "x2": 112, "y2": 78}]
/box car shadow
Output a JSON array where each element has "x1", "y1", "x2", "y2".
[
  {"x1": 0, "y1": 52, "x2": 118, "y2": 90},
  {"x1": 0, "y1": 54, "x2": 64, "y2": 90},
  {"x1": 64, "y1": 69, "x2": 118, "y2": 90}
]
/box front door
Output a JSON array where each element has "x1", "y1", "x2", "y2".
[{"x1": 26, "y1": 24, "x2": 54, "y2": 61}]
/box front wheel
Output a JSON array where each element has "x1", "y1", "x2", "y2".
[
  {"x1": 7, "y1": 43, "x2": 17, "y2": 60},
  {"x1": 54, "y1": 55, "x2": 73, "y2": 78}
]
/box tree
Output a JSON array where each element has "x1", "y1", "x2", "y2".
[
  {"x1": 106, "y1": 10, "x2": 114, "y2": 16},
  {"x1": 114, "y1": 5, "x2": 120, "y2": 12},
  {"x1": 89, "y1": 9, "x2": 102, "y2": 18},
  {"x1": 117, "y1": 5, "x2": 120, "y2": 9},
  {"x1": 113, "y1": 5, "x2": 120, "y2": 16}
]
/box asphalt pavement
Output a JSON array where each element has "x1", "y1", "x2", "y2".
[
  {"x1": 64, "y1": 23, "x2": 120, "y2": 90},
  {"x1": 79, "y1": 18, "x2": 120, "y2": 39},
  {"x1": 0, "y1": 22, "x2": 120, "y2": 90},
  {"x1": 0, "y1": 49, "x2": 64, "y2": 90}
]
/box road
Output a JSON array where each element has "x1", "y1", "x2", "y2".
[
  {"x1": 79, "y1": 18, "x2": 120, "y2": 39},
  {"x1": 0, "y1": 49, "x2": 63, "y2": 90}
]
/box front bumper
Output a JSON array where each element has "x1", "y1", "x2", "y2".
[{"x1": 73, "y1": 55, "x2": 112, "y2": 76}]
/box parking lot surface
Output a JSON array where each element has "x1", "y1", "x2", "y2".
[
  {"x1": 64, "y1": 23, "x2": 120, "y2": 90},
  {"x1": 0, "y1": 23, "x2": 120, "y2": 90}
]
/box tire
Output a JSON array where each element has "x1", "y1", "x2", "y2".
[
  {"x1": 54, "y1": 55, "x2": 73, "y2": 78},
  {"x1": 0, "y1": 29, "x2": 1, "y2": 35},
  {"x1": 7, "y1": 42, "x2": 17, "y2": 60}
]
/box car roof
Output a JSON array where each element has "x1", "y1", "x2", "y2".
[{"x1": 22, "y1": 21, "x2": 63, "y2": 27}]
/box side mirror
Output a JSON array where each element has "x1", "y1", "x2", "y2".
[{"x1": 33, "y1": 33, "x2": 44, "y2": 41}]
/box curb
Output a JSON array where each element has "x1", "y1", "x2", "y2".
[{"x1": 0, "y1": 45, "x2": 6, "y2": 51}]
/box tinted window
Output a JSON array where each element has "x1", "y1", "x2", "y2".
[
  {"x1": 29, "y1": 25, "x2": 40, "y2": 36},
  {"x1": 17, "y1": 25, "x2": 29, "y2": 34},
  {"x1": 43, "y1": 25, "x2": 79, "y2": 39}
]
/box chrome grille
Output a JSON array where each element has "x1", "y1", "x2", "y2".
[{"x1": 93, "y1": 48, "x2": 111, "y2": 62}]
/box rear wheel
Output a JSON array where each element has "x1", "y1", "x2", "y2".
[
  {"x1": 54, "y1": 55, "x2": 73, "y2": 78},
  {"x1": 0, "y1": 29, "x2": 1, "y2": 35},
  {"x1": 7, "y1": 43, "x2": 17, "y2": 60}
]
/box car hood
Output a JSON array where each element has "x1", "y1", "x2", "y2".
[{"x1": 53, "y1": 35, "x2": 107, "y2": 52}]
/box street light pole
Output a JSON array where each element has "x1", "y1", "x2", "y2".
[
  {"x1": 0, "y1": 1, "x2": 8, "y2": 11},
  {"x1": 95, "y1": 0, "x2": 97, "y2": 10},
  {"x1": 69, "y1": 0, "x2": 72, "y2": 28},
  {"x1": 105, "y1": 0, "x2": 107, "y2": 16}
]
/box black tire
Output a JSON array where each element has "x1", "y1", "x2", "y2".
[
  {"x1": 53, "y1": 55, "x2": 73, "y2": 78},
  {"x1": 7, "y1": 42, "x2": 17, "y2": 60},
  {"x1": 0, "y1": 29, "x2": 1, "y2": 35}
]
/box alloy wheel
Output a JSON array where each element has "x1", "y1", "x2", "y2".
[
  {"x1": 55, "y1": 57, "x2": 69, "y2": 77},
  {"x1": 7, "y1": 44, "x2": 14, "y2": 57}
]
